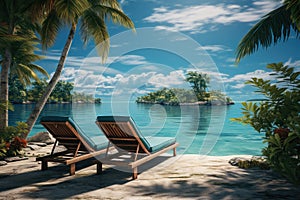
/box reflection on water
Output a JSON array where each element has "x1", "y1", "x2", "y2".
[{"x1": 9, "y1": 102, "x2": 265, "y2": 155}]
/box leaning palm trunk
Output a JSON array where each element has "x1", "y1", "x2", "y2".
[
  {"x1": 24, "y1": 23, "x2": 77, "y2": 138},
  {"x1": 0, "y1": 48, "x2": 12, "y2": 130}
]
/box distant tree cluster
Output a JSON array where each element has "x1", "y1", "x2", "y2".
[
  {"x1": 137, "y1": 88, "x2": 198, "y2": 105},
  {"x1": 137, "y1": 72, "x2": 233, "y2": 105},
  {"x1": 8, "y1": 78, "x2": 100, "y2": 104}
]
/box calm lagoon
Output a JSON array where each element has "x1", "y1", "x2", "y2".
[{"x1": 9, "y1": 102, "x2": 265, "y2": 156}]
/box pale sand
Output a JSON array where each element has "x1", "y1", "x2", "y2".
[{"x1": 0, "y1": 148, "x2": 299, "y2": 199}]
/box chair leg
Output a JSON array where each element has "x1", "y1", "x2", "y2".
[
  {"x1": 133, "y1": 167, "x2": 138, "y2": 180},
  {"x1": 96, "y1": 162, "x2": 103, "y2": 174},
  {"x1": 173, "y1": 148, "x2": 177, "y2": 156},
  {"x1": 70, "y1": 163, "x2": 75, "y2": 175},
  {"x1": 41, "y1": 161, "x2": 48, "y2": 170}
]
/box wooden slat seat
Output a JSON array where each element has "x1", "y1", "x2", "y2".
[
  {"x1": 37, "y1": 116, "x2": 110, "y2": 175},
  {"x1": 96, "y1": 116, "x2": 179, "y2": 179}
]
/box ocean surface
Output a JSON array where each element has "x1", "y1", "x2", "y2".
[{"x1": 9, "y1": 101, "x2": 265, "y2": 156}]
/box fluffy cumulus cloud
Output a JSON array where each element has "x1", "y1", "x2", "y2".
[
  {"x1": 59, "y1": 67, "x2": 188, "y2": 96},
  {"x1": 144, "y1": 0, "x2": 279, "y2": 33},
  {"x1": 57, "y1": 65, "x2": 279, "y2": 101},
  {"x1": 223, "y1": 69, "x2": 273, "y2": 89}
]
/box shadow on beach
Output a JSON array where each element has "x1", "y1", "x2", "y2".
[
  {"x1": 0, "y1": 156, "x2": 173, "y2": 199},
  {"x1": 1, "y1": 155, "x2": 300, "y2": 199},
  {"x1": 127, "y1": 167, "x2": 300, "y2": 199}
]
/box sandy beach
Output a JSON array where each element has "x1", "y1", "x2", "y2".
[{"x1": 0, "y1": 144, "x2": 299, "y2": 200}]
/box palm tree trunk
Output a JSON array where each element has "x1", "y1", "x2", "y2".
[
  {"x1": 0, "y1": 48, "x2": 12, "y2": 131},
  {"x1": 24, "y1": 22, "x2": 77, "y2": 138}
]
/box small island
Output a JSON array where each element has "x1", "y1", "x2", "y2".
[{"x1": 136, "y1": 71, "x2": 234, "y2": 106}]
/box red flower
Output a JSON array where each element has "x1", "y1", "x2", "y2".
[
  {"x1": 10, "y1": 137, "x2": 27, "y2": 150},
  {"x1": 274, "y1": 127, "x2": 290, "y2": 140},
  {"x1": 5, "y1": 142, "x2": 10, "y2": 150}
]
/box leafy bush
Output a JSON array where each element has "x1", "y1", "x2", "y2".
[
  {"x1": 232, "y1": 62, "x2": 300, "y2": 184},
  {"x1": 0, "y1": 122, "x2": 28, "y2": 158}
]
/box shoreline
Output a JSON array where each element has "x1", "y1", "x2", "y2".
[
  {"x1": 136, "y1": 100, "x2": 235, "y2": 106},
  {"x1": 1, "y1": 144, "x2": 299, "y2": 199}
]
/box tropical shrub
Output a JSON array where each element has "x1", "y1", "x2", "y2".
[
  {"x1": 232, "y1": 62, "x2": 300, "y2": 184},
  {"x1": 0, "y1": 122, "x2": 28, "y2": 158}
]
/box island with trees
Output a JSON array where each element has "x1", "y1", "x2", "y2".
[
  {"x1": 136, "y1": 71, "x2": 234, "y2": 106},
  {"x1": 9, "y1": 77, "x2": 101, "y2": 104}
]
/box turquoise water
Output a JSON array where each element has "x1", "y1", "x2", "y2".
[{"x1": 9, "y1": 102, "x2": 265, "y2": 156}]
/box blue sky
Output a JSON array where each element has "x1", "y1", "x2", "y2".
[{"x1": 37, "y1": 0, "x2": 300, "y2": 102}]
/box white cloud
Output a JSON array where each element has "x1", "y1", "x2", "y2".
[
  {"x1": 113, "y1": 55, "x2": 148, "y2": 65},
  {"x1": 148, "y1": 70, "x2": 186, "y2": 88},
  {"x1": 231, "y1": 83, "x2": 248, "y2": 89},
  {"x1": 222, "y1": 69, "x2": 274, "y2": 89},
  {"x1": 200, "y1": 45, "x2": 232, "y2": 52},
  {"x1": 144, "y1": 0, "x2": 279, "y2": 33},
  {"x1": 284, "y1": 58, "x2": 300, "y2": 69},
  {"x1": 58, "y1": 67, "x2": 188, "y2": 96},
  {"x1": 224, "y1": 70, "x2": 272, "y2": 82},
  {"x1": 57, "y1": 67, "x2": 277, "y2": 101}
]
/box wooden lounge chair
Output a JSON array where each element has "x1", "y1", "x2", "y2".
[
  {"x1": 37, "y1": 116, "x2": 109, "y2": 175},
  {"x1": 95, "y1": 116, "x2": 179, "y2": 179}
]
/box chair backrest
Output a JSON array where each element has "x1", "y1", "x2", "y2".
[
  {"x1": 40, "y1": 116, "x2": 95, "y2": 152},
  {"x1": 96, "y1": 116, "x2": 151, "y2": 154}
]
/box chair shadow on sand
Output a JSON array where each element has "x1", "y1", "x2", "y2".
[
  {"x1": 0, "y1": 155, "x2": 173, "y2": 199},
  {"x1": 2, "y1": 155, "x2": 300, "y2": 199}
]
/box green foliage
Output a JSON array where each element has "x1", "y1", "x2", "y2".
[
  {"x1": 51, "y1": 81, "x2": 74, "y2": 102},
  {"x1": 0, "y1": 122, "x2": 28, "y2": 158},
  {"x1": 0, "y1": 101, "x2": 14, "y2": 112},
  {"x1": 136, "y1": 88, "x2": 233, "y2": 105},
  {"x1": 208, "y1": 90, "x2": 234, "y2": 104},
  {"x1": 8, "y1": 78, "x2": 101, "y2": 104},
  {"x1": 8, "y1": 75, "x2": 28, "y2": 103},
  {"x1": 186, "y1": 71, "x2": 210, "y2": 101},
  {"x1": 27, "y1": 79, "x2": 49, "y2": 102},
  {"x1": 232, "y1": 62, "x2": 300, "y2": 184},
  {"x1": 236, "y1": 0, "x2": 300, "y2": 63},
  {"x1": 72, "y1": 92, "x2": 101, "y2": 103},
  {"x1": 136, "y1": 88, "x2": 198, "y2": 105}
]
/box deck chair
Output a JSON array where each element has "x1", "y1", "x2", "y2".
[
  {"x1": 95, "y1": 116, "x2": 179, "y2": 179},
  {"x1": 37, "y1": 116, "x2": 109, "y2": 175}
]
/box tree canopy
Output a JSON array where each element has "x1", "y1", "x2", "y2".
[{"x1": 236, "y1": 0, "x2": 300, "y2": 63}]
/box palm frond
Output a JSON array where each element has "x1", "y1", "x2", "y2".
[
  {"x1": 41, "y1": 10, "x2": 61, "y2": 49},
  {"x1": 79, "y1": 2, "x2": 134, "y2": 62},
  {"x1": 93, "y1": 5, "x2": 135, "y2": 30},
  {"x1": 97, "y1": 0, "x2": 121, "y2": 9},
  {"x1": 27, "y1": 63, "x2": 49, "y2": 78},
  {"x1": 11, "y1": 63, "x2": 48, "y2": 85},
  {"x1": 28, "y1": 0, "x2": 56, "y2": 23},
  {"x1": 236, "y1": 4, "x2": 299, "y2": 63},
  {"x1": 287, "y1": 0, "x2": 300, "y2": 30},
  {"x1": 54, "y1": 0, "x2": 89, "y2": 24},
  {"x1": 80, "y1": 10, "x2": 110, "y2": 62},
  {"x1": 12, "y1": 63, "x2": 35, "y2": 85}
]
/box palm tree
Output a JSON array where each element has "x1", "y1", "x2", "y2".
[
  {"x1": 236, "y1": 0, "x2": 300, "y2": 63},
  {"x1": 186, "y1": 71, "x2": 210, "y2": 101},
  {"x1": 24, "y1": 0, "x2": 134, "y2": 137},
  {"x1": 0, "y1": 0, "x2": 44, "y2": 130}
]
